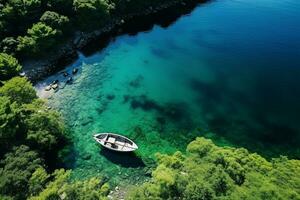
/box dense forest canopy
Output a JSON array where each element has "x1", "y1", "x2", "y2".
[
  {"x1": 1, "y1": 0, "x2": 300, "y2": 199},
  {"x1": 0, "y1": 0, "x2": 179, "y2": 57},
  {"x1": 0, "y1": 76, "x2": 110, "y2": 200},
  {"x1": 0, "y1": 52, "x2": 110, "y2": 199},
  {"x1": 128, "y1": 138, "x2": 300, "y2": 200}
]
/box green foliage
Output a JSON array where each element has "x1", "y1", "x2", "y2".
[
  {"x1": 47, "y1": 0, "x2": 74, "y2": 14},
  {"x1": 0, "y1": 77, "x2": 66, "y2": 152},
  {"x1": 73, "y1": 0, "x2": 112, "y2": 29},
  {"x1": 0, "y1": 145, "x2": 43, "y2": 199},
  {"x1": 17, "y1": 22, "x2": 60, "y2": 55},
  {"x1": 0, "y1": 0, "x2": 42, "y2": 35},
  {"x1": 0, "y1": 77, "x2": 36, "y2": 104},
  {"x1": 40, "y1": 11, "x2": 70, "y2": 30},
  {"x1": 22, "y1": 99, "x2": 66, "y2": 151},
  {"x1": 29, "y1": 169, "x2": 109, "y2": 200},
  {"x1": 0, "y1": 37, "x2": 18, "y2": 55},
  {"x1": 29, "y1": 167, "x2": 50, "y2": 196},
  {"x1": 0, "y1": 76, "x2": 72, "y2": 200},
  {"x1": 1, "y1": 0, "x2": 180, "y2": 57},
  {"x1": 127, "y1": 137, "x2": 300, "y2": 200},
  {"x1": 0, "y1": 53, "x2": 21, "y2": 81},
  {"x1": 6, "y1": 0, "x2": 42, "y2": 17},
  {"x1": 0, "y1": 96, "x2": 19, "y2": 148}
]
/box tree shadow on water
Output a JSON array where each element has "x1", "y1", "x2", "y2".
[{"x1": 99, "y1": 148, "x2": 145, "y2": 168}]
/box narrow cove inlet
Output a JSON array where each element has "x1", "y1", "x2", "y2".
[{"x1": 35, "y1": 0, "x2": 300, "y2": 186}]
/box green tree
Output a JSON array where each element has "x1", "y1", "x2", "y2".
[
  {"x1": 22, "y1": 100, "x2": 65, "y2": 151},
  {"x1": 73, "y1": 0, "x2": 112, "y2": 29},
  {"x1": 0, "y1": 53, "x2": 21, "y2": 81},
  {"x1": 0, "y1": 77, "x2": 36, "y2": 104},
  {"x1": 17, "y1": 22, "x2": 59, "y2": 55},
  {"x1": 6, "y1": 0, "x2": 41, "y2": 17},
  {"x1": 0, "y1": 96, "x2": 20, "y2": 150},
  {"x1": 0, "y1": 0, "x2": 42, "y2": 34},
  {"x1": 47, "y1": 0, "x2": 74, "y2": 14},
  {"x1": 29, "y1": 167, "x2": 50, "y2": 196},
  {"x1": 40, "y1": 11, "x2": 69, "y2": 30},
  {"x1": 29, "y1": 169, "x2": 109, "y2": 200},
  {"x1": 0, "y1": 37, "x2": 18, "y2": 55},
  {"x1": 0, "y1": 145, "x2": 43, "y2": 199},
  {"x1": 127, "y1": 137, "x2": 300, "y2": 200}
]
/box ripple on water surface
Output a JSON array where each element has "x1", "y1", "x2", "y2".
[{"x1": 36, "y1": 0, "x2": 300, "y2": 184}]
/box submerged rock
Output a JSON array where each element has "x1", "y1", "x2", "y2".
[
  {"x1": 66, "y1": 77, "x2": 73, "y2": 84},
  {"x1": 81, "y1": 153, "x2": 92, "y2": 160},
  {"x1": 52, "y1": 83, "x2": 59, "y2": 90},
  {"x1": 106, "y1": 94, "x2": 115, "y2": 100},
  {"x1": 81, "y1": 117, "x2": 93, "y2": 126},
  {"x1": 72, "y1": 68, "x2": 78, "y2": 74},
  {"x1": 45, "y1": 85, "x2": 52, "y2": 91},
  {"x1": 62, "y1": 71, "x2": 69, "y2": 77},
  {"x1": 52, "y1": 79, "x2": 59, "y2": 84}
]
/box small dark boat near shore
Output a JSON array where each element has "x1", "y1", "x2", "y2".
[{"x1": 94, "y1": 133, "x2": 138, "y2": 152}]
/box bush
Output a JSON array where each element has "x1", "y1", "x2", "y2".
[
  {"x1": 73, "y1": 0, "x2": 113, "y2": 29},
  {"x1": 127, "y1": 137, "x2": 300, "y2": 200},
  {"x1": 0, "y1": 145, "x2": 43, "y2": 199},
  {"x1": 0, "y1": 37, "x2": 18, "y2": 55},
  {"x1": 0, "y1": 96, "x2": 20, "y2": 150},
  {"x1": 17, "y1": 22, "x2": 60, "y2": 55},
  {"x1": 40, "y1": 11, "x2": 70, "y2": 30},
  {"x1": 0, "y1": 77, "x2": 36, "y2": 104},
  {"x1": 0, "y1": 53, "x2": 21, "y2": 81},
  {"x1": 28, "y1": 169, "x2": 110, "y2": 200}
]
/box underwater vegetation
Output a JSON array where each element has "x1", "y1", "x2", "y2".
[{"x1": 123, "y1": 94, "x2": 194, "y2": 131}]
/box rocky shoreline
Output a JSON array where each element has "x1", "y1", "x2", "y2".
[{"x1": 23, "y1": 0, "x2": 202, "y2": 83}]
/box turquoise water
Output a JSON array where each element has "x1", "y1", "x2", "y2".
[{"x1": 36, "y1": 0, "x2": 300, "y2": 184}]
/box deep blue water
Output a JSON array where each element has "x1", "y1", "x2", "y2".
[{"x1": 37, "y1": 0, "x2": 300, "y2": 183}]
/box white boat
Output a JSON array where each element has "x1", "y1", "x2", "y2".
[{"x1": 93, "y1": 133, "x2": 138, "y2": 152}]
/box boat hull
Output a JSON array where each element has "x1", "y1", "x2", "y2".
[{"x1": 93, "y1": 133, "x2": 138, "y2": 152}]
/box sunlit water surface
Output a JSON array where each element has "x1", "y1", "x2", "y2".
[{"x1": 36, "y1": 0, "x2": 300, "y2": 184}]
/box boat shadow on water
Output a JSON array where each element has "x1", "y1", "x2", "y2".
[{"x1": 99, "y1": 148, "x2": 145, "y2": 168}]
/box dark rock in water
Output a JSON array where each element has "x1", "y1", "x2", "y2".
[
  {"x1": 156, "y1": 116, "x2": 166, "y2": 125},
  {"x1": 123, "y1": 95, "x2": 130, "y2": 103},
  {"x1": 130, "y1": 95, "x2": 161, "y2": 111},
  {"x1": 129, "y1": 75, "x2": 144, "y2": 88},
  {"x1": 52, "y1": 79, "x2": 59, "y2": 85},
  {"x1": 81, "y1": 118, "x2": 93, "y2": 126},
  {"x1": 106, "y1": 94, "x2": 115, "y2": 100},
  {"x1": 62, "y1": 71, "x2": 69, "y2": 77},
  {"x1": 163, "y1": 103, "x2": 185, "y2": 121},
  {"x1": 72, "y1": 68, "x2": 78, "y2": 74},
  {"x1": 51, "y1": 83, "x2": 59, "y2": 90},
  {"x1": 66, "y1": 77, "x2": 73, "y2": 84},
  {"x1": 23, "y1": 43, "x2": 78, "y2": 83},
  {"x1": 45, "y1": 85, "x2": 52, "y2": 91},
  {"x1": 81, "y1": 153, "x2": 92, "y2": 160},
  {"x1": 96, "y1": 107, "x2": 105, "y2": 115}
]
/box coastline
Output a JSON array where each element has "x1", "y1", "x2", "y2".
[{"x1": 22, "y1": 0, "x2": 203, "y2": 83}]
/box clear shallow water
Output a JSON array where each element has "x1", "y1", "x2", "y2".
[{"x1": 36, "y1": 0, "x2": 300, "y2": 184}]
